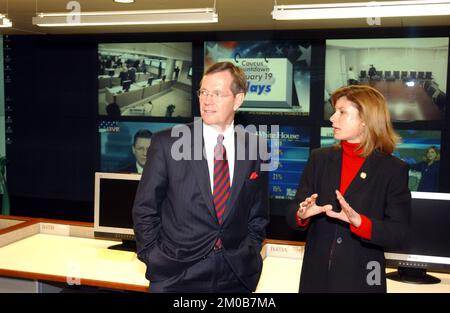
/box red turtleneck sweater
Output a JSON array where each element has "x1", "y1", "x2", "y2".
[{"x1": 296, "y1": 141, "x2": 372, "y2": 240}]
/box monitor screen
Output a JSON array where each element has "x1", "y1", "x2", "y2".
[
  {"x1": 204, "y1": 40, "x2": 312, "y2": 116},
  {"x1": 98, "y1": 121, "x2": 178, "y2": 173},
  {"x1": 98, "y1": 42, "x2": 193, "y2": 118},
  {"x1": 385, "y1": 192, "x2": 450, "y2": 284},
  {"x1": 249, "y1": 125, "x2": 310, "y2": 215},
  {"x1": 94, "y1": 172, "x2": 141, "y2": 251},
  {"x1": 324, "y1": 37, "x2": 449, "y2": 121},
  {"x1": 320, "y1": 127, "x2": 441, "y2": 192}
]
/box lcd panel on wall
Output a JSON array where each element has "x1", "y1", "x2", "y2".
[
  {"x1": 324, "y1": 38, "x2": 449, "y2": 121},
  {"x1": 320, "y1": 127, "x2": 441, "y2": 192},
  {"x1": 98, "y1": 42, "x2": 192, "y2": 118},
  {"x1": 99, "y1": 121, "x2": 177, "y2": 173},
  {"x1": 246, "y1": 125, "x2": 310, "y2": 214},
  {"x1": 205, "y1": 41, "x2": 311, "y2": 116}
]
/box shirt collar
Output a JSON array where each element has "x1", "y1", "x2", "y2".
[{"x1": 203, "y1": 122, "x2": 234, "y2": 144}]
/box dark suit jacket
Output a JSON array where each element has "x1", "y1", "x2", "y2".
[
  {"x1": 119, "y1": 162, "x2": 138, "y2": 174},
  {"x1": 133, "y1": 121, "x2": 269, "y2": 291},
  {"x1": 286, "y1": 146, "x2": 411, "y2": 292}
]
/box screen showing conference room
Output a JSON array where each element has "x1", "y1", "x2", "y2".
[
  {"x1": 98, "y1": 120, "x2": 178, "y2": 173},
  {"x1": 324, "y1": 37, "x2": 449, "y2": 121},
  {"x1": 204, "y1": 40, "x2": 311, "y2": 116},
  {"x1": 320, "y1": 127, "x2": 441, "y2": 192},
  {"x1": 98, "y1": 42, "x2": 192, "y2": 118}
]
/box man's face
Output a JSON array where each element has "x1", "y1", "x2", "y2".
[
  {"x1": 132, "y1": 137, "x2": 151, "y2": 167},
  {"x1": 199, "y1": 71, "x2": 244, "y2": 131}
]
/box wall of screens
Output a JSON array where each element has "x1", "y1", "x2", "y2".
[{"x1": 2, "y1": 28, "x2": 449, "y2": 232}]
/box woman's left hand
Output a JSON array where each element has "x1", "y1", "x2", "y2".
[{"x1": 325, "y1": 190, "x2": 362, "y2": 227}]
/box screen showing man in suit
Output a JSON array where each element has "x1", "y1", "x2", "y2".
[
  {"x1": 133, "y1": 61, "x2": 269, "y2": 293},
  {"x1": 120, "y1": 129, "x2": 152, "y2": 174}
]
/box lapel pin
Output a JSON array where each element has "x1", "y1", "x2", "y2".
[{"x1": 360, "y1": 172, "x2": 367, "y2": 179}]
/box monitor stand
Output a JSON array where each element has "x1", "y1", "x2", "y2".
[
  {"x1": 386, "y1": 267, "x2": 441, "y2": 284},
  {"x1": 108, "y1": 239, "x2": 136, "y2": 252}
]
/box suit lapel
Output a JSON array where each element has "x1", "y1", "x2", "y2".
[
  {"x1": 222, "y1": 131, "x2": 251, "y2": 223},
  {"x1": 344, "y1": 151, "x2": 381, "y2": 198},
  {"x1": 327, "y1": 147, "x2": 343, "y2": 198},
  {"x1": 188, "y1": 123, "x2": 216, "y2": 220}
]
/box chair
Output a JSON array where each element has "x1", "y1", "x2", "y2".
[
  {"x1": 401, "y1": 71, "x2": 408, "y2": 79},
  {"x1": 425, "y1": 72, "x2": 433, "y2": 80},
  {"x1": 418, "y1": 72, "x2": 425, "y2": 80},
  {"x1": 360, "y1": 70, "x2": 367, "y2": 79},
  {"x1": 410, "y1": 71, "x2": 417, "y2": 79},
  {"x1": 393, "y1": 71, "x2": 400, "y2": 79}
]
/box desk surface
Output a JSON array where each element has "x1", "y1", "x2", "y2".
[{"x1": 0, "y1": 233, "x2": 149, "y2": 291}]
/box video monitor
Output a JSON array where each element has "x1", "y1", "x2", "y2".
[
  {"x1": 99, "y1": 121, "x2": 178, "y2": 173},
  {"x1": 320, "y1": 127, "x2": 441, "y2": 192},
  {"x1": 324, "y1": 37, "x2": 449, "y2": 121},
  {"x1": 204, "y1": 40, "x2": 312, "y2": 116},
  {"x1": 385, "y1": 192, "x2": 450, "y2": 284},
  {"x1": 94, "y1": 172, "x2": 141, "y2": 251},
  {"x1": 245, "y1": 125, "x2": 310, "y2": 215},
  {"x1": 98, "y1": 42, "x2": 193, "y2": 118}
]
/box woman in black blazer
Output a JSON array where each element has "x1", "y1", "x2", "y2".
[{"x1": 286, "y1": 85, "x2": 411, "y2": 292}]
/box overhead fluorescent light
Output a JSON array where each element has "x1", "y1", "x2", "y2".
[
  {"x1": 0, "y1": 14, "x2": 12, "y2": 28},
  {"x1": 32, "y1": 8, "x2": 218, "y2": 27},
  {"x1": 114, "y1": 0, "x2": 135, "y2": 3},
  {"x1": 272, "y1": 0, "x2": 450, "y2": 20}
]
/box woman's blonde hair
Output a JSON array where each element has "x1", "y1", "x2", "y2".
[{"x1": 331, "y1": 85, "x2": 399, "y2": 157}]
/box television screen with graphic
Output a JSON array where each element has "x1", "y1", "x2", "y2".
[{"x1": 205, "y1": 40, "x2": 312, "y2": 116}]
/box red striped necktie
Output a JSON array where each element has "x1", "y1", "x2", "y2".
[{"x1": 213, "y1": 134, "x2": 230, "y2": 249}]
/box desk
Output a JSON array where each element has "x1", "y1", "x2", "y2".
[{"x1": 1, "y1": 219, "x2": 449, "y2": 293}]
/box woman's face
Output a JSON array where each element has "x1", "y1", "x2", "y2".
[
  {"x1": 330, "y1": 96, "x2": 365, "y2": 143},
  {"x1": 426, "y1": 148, "x2": 438, "y2": 161}
]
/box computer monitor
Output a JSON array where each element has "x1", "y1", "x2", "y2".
[
  {"x1": 385, "y1": 192, "x2": 450, "y2": 284},
  {"x1": 94, "y1": 172, "x2": 141, "y2": 252},
  {"x1": 122, "y1": 80, "x2": 132, "y2": 92},
  {"x1": 108, "y1": 69, "x2": 115, "y2": 77}
]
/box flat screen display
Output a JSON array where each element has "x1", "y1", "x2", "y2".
[
  {"x1": 324, "y1": 37, "x2": 449, "y2": 121},
  {"x1": 98, "y1": 42, "x2": 192, "y2": 118},
  {"x1": 205, "y1": 40, "x2": 312, "y2": 116}
]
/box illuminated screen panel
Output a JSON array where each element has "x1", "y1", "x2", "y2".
[
  {"x1": 98, "y1": 121, "x2": 178, "y2": 173},
  {"x1": 255, "y1": 125, "x2": 310, "y2": 200},
  {"x1": 98, "y1": 42, "x2": 192, "y2": 118},
  {"x1": 324, "y1": 37, "x2": 448, "y2": 121},
  {"x1": 205, "y1": 40, "x2": 311, "y2": 116},
  {"x1": 320, "y1": 127, "x2": 441, "y2": 192}
]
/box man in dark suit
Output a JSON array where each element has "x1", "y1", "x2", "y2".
[
  {"x1": 120, "y1": 129, "x2": 152, "y2": 174},
  {"x1": 133, "y1": 62, "x2": 269, "y2": 293}
]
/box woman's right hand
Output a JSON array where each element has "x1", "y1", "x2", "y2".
[{"x1": 297, "y1": 193, "x2": 332, "y2": 220}]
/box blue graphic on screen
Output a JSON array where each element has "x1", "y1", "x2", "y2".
[
  {"x1": 99, "y1": 121, "x2": 177, "y2": 173},
  {"x1": 265, "y1": 126, "x2": 310, "y2": 200},
  {"x1": 320, "y1": 127, "x2": 441, "y2": 192},
  {"x1": 205, "y1": 40, "x2": 311, "y2": 115}
]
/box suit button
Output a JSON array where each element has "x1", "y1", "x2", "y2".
[{"x1": 336, "y1": 237, "x2": 343, "y2": 244}]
